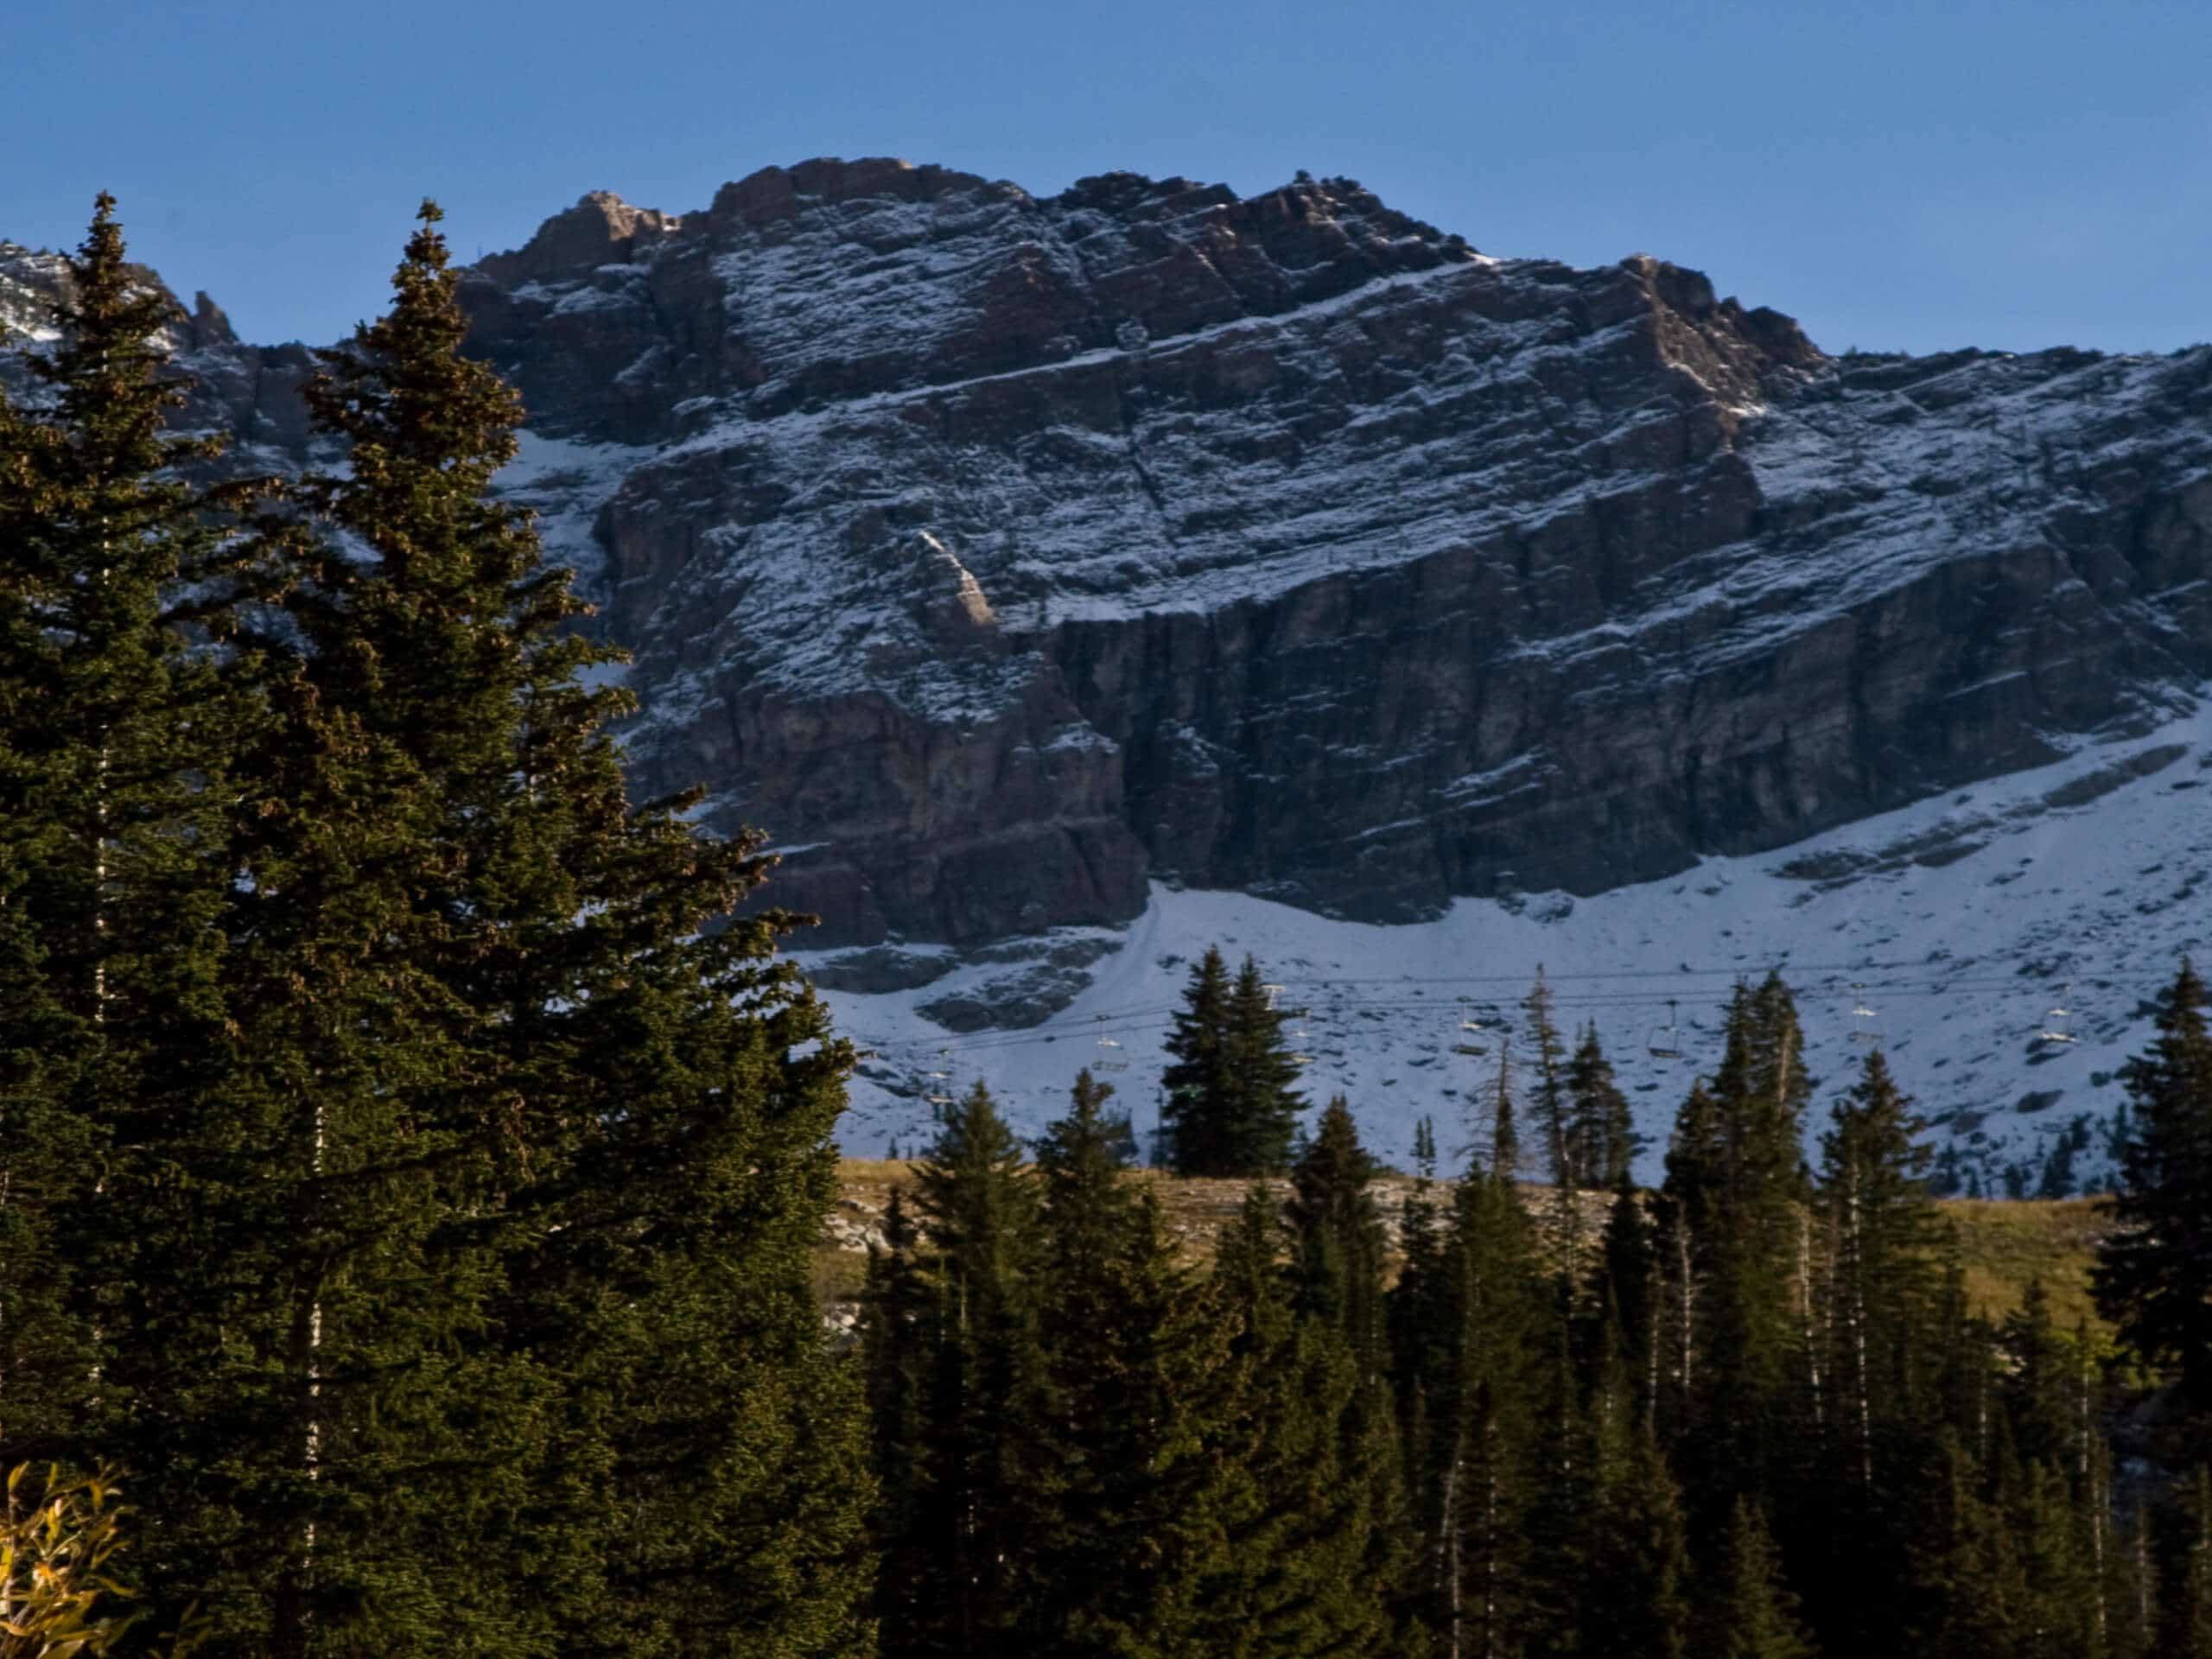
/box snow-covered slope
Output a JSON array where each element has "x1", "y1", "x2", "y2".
[{"x1": 817, "y1": 696, "x2": 2212, "y2": 1188}]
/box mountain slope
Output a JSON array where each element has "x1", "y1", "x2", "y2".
[
  {"x1": 6, "y1": 158, "x2": 2209, "y2": 1181},
  {"x1": 822, "y1": 701, "x2": 2212, "y2": 1188}
]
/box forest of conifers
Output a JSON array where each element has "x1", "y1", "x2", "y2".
[{"x1": 3, "y1": 200, "x2": 2210, "y2": 1659}]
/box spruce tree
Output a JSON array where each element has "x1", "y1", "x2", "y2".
[
  {"x1": 1223, "y1": 954, "x2": 1306, "y2": 1176},
  {"x1": 2171, "y1": 1465, "x2": 2212, "y2": 1659},
  {"x1": 1160, "y1": 946, "x2": 1235, "y2": 1176},
  {"x1": 1281, "y1": 1098, "x2": 1423, "y2": 1649},
  {"x1": 1522, "y1": 971, "x2": 1575, "y2": 1206},
  {"x1": 1596, "y1": 1178, "x2": 1660, "y2": 1427},
  {"x1": 861, "y1": 1191, "x2": 934, "y2": 1643},
  {"x1": 1706, "y1": 1498, "x2": 1816, "y2": 1659},
  {"x1": 1662, "y1": 980, "x2": 1817, "y2": 1520},
  {"x1": 0, "y1": 196, "x2": 246, "y2": 1476},
  {"x1": 893, "y1": 1082, "x2": 1048, "y2": 1658},
  {"x1": 1162, "y1": 950, "x2": 1303, "y2": 1177},
  {"x1": 1909, "y1": 1434, "x2": 2026, "y2": 1659},
  {"x1": 1201, "y1": 1187, "x2": 1411, "y2": 1657},
  {"x1": 1819, "y1": 1047, "x2": 1947, "y2": 1501},
  {"x1": 134, "y1": 202, "x2": 874, "y2": 1656},
  {"x1": 1403, "y1": 1105, "x2": 1550, "y2": 1659},
  {"x1": 1287, "y1": 1096, "x2": 1389, "y2": 1376},
  {"x1": 1585, "y1": 1416, "x2": 1691, "y2": 1659},
  {"x1": 2094, "y1": 957, "x2": 2212, "y2": 1404},
  {"x1": 1029, "y1": 1071, "x2": 1236, "y2": 1656},
  {"x1": 1567, "y1": 1023, "x2": 1637, "y2": 1192}
]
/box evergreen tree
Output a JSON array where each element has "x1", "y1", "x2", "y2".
[
  {"x1": 1662, "y1": 980, "x2": 1816, "y2": 1519},
  {"x1": 2094, "y1": 957, "x2": 2212, "y2": 1404},
  {"x1": 1287, "y1": 1096, "x2": 1389, "y2": 1377},
  {"x1": 1909, "y1": 1434, "x2": 2026, "y2": 1659},
  {"x1": 892, "y1": 1082, "x2": 1048, "y2": 1658},
  {"x1": 1208, "y1": 1188, "x2": 1407, "y2": 1658},
  {"x1": 1706, "y1": 1498, "x2": 1816, "y2": 1659},
  {"x1": 2171, "y1": 1465, "x2": 2212, "y2": 1659},
  {"x1": 1160, "y1": 946, "x2": 1235, "y2": 1176},
  {"x1": 1028, "y1": 1071, "x2": 1236, "y2": 1656},
  {"x1": 2012, "y1": 1458, "x2": 2101, "y2": 1659},
  {"x1": 1585, "y1": 1415, "x2": 1691, "y2": 1659},
  {"x1": 1566, "y1": 1024, "x2": 1637, "y2": 1192},
  {"x1": 1820, "y1": 1047, "x2": 1948, "y2": 1499},
  {"x1": 1161, "y1": 950, "x2": 1304, "y2": 1177},
  {"x1": 1522, "y1": 971, "x2": 1576, "y2": 1206},
  {"x1": 1595, "y1": 1179, "x2": 1659, "y2": 1427},
  {"x1": 1403, "y1": 1108, "x2": 1550, "y2": 1659},
  {"x1": 1998, "y1": 1280, "x2": 2075, "y2": 1477},
  {"x1": 1281, "y1": 1097, "x2": 1424, "y2": 1649},
  {"x1": 0, "y1": 196, "x2": 245, "y2": 1476},
  {"x1": 861, "y1": 1191, "x2": 934, "y2": 1642},
  {"x1": 2109, "y1": 1506, "x2": 2160, "y2": 1659},
  {"x1": 150, "y1": 202, "x2": 869, "y2": 1656}
]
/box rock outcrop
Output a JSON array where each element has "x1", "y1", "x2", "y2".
[{"x1": 10, "y1": 161, "x2": 2211, "y2": 963}]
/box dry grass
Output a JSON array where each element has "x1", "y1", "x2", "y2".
[
  {"x1": 1939, "y1": 1195, "x2": 2110, "y2": 1332},
  {"x1": 824, "y1": 1163, "x2": 2111, "y2": 1335}
]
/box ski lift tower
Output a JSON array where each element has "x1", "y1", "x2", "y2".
[{"x1": 1850, "y1": 982, "x2": 1881, "y2": 1049}]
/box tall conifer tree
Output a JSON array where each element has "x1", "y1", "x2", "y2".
[
  {"x1": 2094, "y1": 957, "x2": 2212, "y2": 1404},
  {"x1": 1706, "y1": 1499, "x2": 1816, "y2": 1659},
  {"x1": 0, "y1": 196, "x2": 246, "y2": 1477},
  {"x1": 143, "y1": 202, "x2": 874, "y2": 1656},
  {"x1": 892, "y1": 1082, "x2": 1047, "y2": 1659}
]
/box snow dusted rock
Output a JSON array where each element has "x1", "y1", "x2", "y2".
[
  {"x1": 7, "y1": 162, "x2": 2212, "y2": 1053},
  {"x1": 436, "y1": 160, "x2": 2212, "y2": 956}
]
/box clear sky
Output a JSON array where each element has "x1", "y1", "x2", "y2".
[{"x1": 5, "y1": 0, "x2": 2207, "y2": 356}]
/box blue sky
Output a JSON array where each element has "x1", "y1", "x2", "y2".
[{"x1": 6, "y1": 0, "x2": 2207, "y2": 355}]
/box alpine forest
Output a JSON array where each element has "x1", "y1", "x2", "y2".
[{"x1": 3, "y1": 197, "x2": 2211, "y2": 1659}]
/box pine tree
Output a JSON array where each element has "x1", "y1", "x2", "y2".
[
  {"x1": 1998, "y1": 1280, "x2": 2075, "y2": 1477},
  {"x1": 1566, "y1": 1024, "x2": 1637, "y2": 1192},
  {"x1": 893, "y1": 1082, "x2": 1047, "y2": 1659},
  {"x1": 1205, "y1": 1188, "x2": 1409, "y2": 1657},
  {"x1": 1160, "y1": 946, "x2": 1235, "y2": 1176},
  {"x1": 123, "y1": 202, "x2": 874, "y2": 1656},
  {"x1": 1595, "y1": 1179, "x2": 1659, "y2": 1427},
  {"x1": 1522, "y1": 971, "x2": 1575, "y2": 1207},
  {"x1": 2109, "y1": 1505, "x2": 2160, "y2": 1659},
  {"x1": 1281, "y1": 1097, "x2": 1424, "y2": 1650},
  {"x1": 2094, "y1": 957, "x2": 2212, "y2": 1405},
  {"x1": 1224, "y1": 955, "x2": 1306, "y2": 1176},
  {"x1": 1403, "y1": 1109, "x2": 1550, "y2": 1659},
  {"x1": 1287, "y1": 1096, "x2": 1389, "y2": 1376},
  {"x1": 1820, "y1": 1047, "x2": 1948, "y2": 1500},
  {"x1": 1585, "y1": 1415, "x2": 1691, "y2": 1659},
  {"x1": 861, "y1": 1191, "x2": 934, "y2": 1642},
  {"x1": 1706, "y1": 1498, "x2": 1816, "y2": 1659},
  {"x1": 0, "y1": 196, "x2": 246, "y2": 1476},
  {"x1": 1027, "y1": 1070, "x2": 1240, "y2": 1656},
  {"x1": 1161, "y1": 950, "x2": 1304, "y2": 1177},
  {"x1": 1909, "y1": 1434, "x2": 2026, "y2": 1659},
  {"x1": 2012, "y1": 1458, "x2": 2101, "y2": 1659},
  {"x1": 1662, "y1": 980, "x2": 1817, "y2": 1520}
]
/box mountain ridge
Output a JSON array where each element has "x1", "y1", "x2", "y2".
[{"x1": 6, "y1": 160, "x2": 2210, "y2": 1184}]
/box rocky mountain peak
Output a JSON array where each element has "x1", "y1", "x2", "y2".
[{"x1": 475, "y1": 188, "x2": 685, "y2": 284}]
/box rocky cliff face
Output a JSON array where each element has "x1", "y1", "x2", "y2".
[{"x1": 10, "y1": 162, "x2": 2212, "y2": 973}]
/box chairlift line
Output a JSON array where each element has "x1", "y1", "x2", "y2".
[{"x1": 1646, "y1": 999, "x2": 1683, "y2": 1061}]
